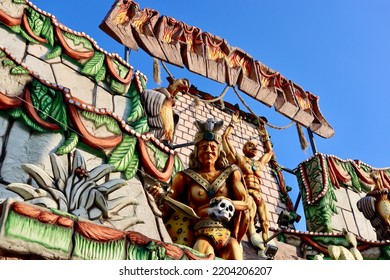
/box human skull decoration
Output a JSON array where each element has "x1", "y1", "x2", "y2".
[{"x1": 208, "y1": 197, "x2": 235, "y2": 222}]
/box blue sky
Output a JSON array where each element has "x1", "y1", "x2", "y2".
[{"x1": 31, "y1": 0, "x2": 390, "y2": 230}]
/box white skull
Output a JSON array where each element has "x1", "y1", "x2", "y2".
[{"x1": 208, "y1": 198, "x2": 235, "y2": 222}]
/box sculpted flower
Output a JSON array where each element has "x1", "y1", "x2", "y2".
[{"x1": 6, "y1": 150, "x2": 142, "y2": 229}]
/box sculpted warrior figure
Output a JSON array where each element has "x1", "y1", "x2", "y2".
[
  {"x1": 222, "y1": 111, "x2": 274, "y2": 252},
  {"x1": 148, "y1": 118, "x2": 249, "y2": 260}
]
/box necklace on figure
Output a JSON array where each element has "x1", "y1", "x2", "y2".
[{"x1": 246, "y1": 157, "x2": 258, "y2": 171}]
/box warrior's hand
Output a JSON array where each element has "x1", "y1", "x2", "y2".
[
  {"x1": 257, "y1": 122, "x2": 266, "y2": 135},
  {"x1": 231, "y1": 111, "x2": 241, "y2": 126},
  {"x1": 257, "y1": 123, "x2": 270, "y2": 142},
  {"x1": 147, "y1": 183, "x2": 165, "y2": 202}
]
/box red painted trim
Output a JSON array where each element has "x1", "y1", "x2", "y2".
[
  {"x1": 67, "y1": 103, "x2": 123, "y2": 150},
  {"x1": 0, "y1": 92, "x2": 22, "y2": 109},
  {"x1": 0, "y1": 10, "x2": 22, "y2": 26},
  {"x1": 300, "y1": 235, "x2": 328, "y2": 254},
  {"x1": 105, "y1": 55, "x2": 133, "y2": 84},
  {"x1": 137, "y1": 138, "x2": 174, "y2": 182},
  {"x1": 54, "y1": 26, "x2": 94, "y2": 60},
  {"x1": 24, "y1": 87, "x2": 61, "y2": 130},
  {"x1": 22, "y1": 14, "x2": 48, "y2": 44}
]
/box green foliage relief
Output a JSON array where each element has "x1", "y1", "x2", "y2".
[{"x1": 296, "y1": 156, "x2": 338, "y2": 233}]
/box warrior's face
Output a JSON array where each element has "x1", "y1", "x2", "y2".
[
  {"x1": 243, "y1": 140, "x2": 258, "y2": 158},
  {"x1": 197, "y1": 140, "x2": 219, "y2": 165}
]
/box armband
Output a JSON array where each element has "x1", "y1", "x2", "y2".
[{"x1": 262, "y1": 136, "x2": 270, "y2": 142}]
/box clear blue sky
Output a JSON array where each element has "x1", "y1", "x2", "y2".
[{"x1": 32, "y1": 0, "x2": 390, "y2": 230}]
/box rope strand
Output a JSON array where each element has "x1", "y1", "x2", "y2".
[
  {"x1": 160, "y1": 60, "x2": 174, "y2": 79},
  {"x1": 161, "y1": 58, "x2": 294, "y2": 132},
  {"x1": 232, "y1": 86, "x2": 294, "y2": 130}
]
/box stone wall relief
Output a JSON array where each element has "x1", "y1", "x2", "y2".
[
  {"x1": 6, "y1": 150, "x2": 141, "y2": 228},
  {"x1": 0, "y1": 36, "x2": 188, "y2": 244},
  {"x1": 357, "y1": 171, "x2": 390, "y2": 240},
  {"x1": 296, "y1": 153, "x2": 390, "y2": 235},
  {"x1": 0, "y1": 44, "x2": 185, "y2": 182},
  {"x1": 0, "y1": 197, "x2": 214, "y2": 260}
]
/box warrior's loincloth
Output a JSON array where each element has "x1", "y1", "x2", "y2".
[{"x1": 194, "y1": 219, "x2": 231, "y2": 250}]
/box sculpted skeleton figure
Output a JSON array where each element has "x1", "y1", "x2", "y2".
[
  {"x1": 222, "y1": 111, "x2": 274, "y2": 252},
  {"x1": 148, "y1": 118, "x2": 249, "y2": 260}
]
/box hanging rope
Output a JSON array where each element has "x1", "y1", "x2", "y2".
[
  {"x1": 160, "y1": 60, "x2": 229, "y2": 105},
  {"x1": 159, "y1": 59, "x2": 294, "y2": 132},
  {"x1": 153, "y1": 58, "x2": 162, "y2": 85},
  {"x1": 232, "y1": 86, "x2": 312, "y2": 152},
  {"x1": 296, "y1": 123, "x2": 309, "y2": 151},
  {"x1": 232, "y1": 86, "x2": 294, "y2": 130},
  {"x1": 188, "y1": 85, "x2": 230, "y2": 105},
  {"x1": 159, "y1": 58, "x2": 310, "y2": 152},
  {"x1": 160, "y1": 60, "x2": 174, "y2": 80}
]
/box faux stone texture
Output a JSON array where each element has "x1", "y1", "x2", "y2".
[
  {"x1": 0, "y1": 56, "x2": 33, "y2": 97},
  {"x1": 0, "y1": 25, "x2": 27, "y2": 62},
  {"x1": 23, "y1": 54, "x2": 56, "y2": 84},
  {"x1": 51, "y1": 63, "x2": 95, "y2": 104}
]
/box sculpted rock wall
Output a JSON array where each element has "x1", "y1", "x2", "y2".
[
  {"x1": 0, "y1": 0, "x2": 284, "y2": 245},
  {"x1": 0, "y1": 0, "x2": 389, "y2": 260}
]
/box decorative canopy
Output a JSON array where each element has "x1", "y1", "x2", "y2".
[{"x1": 100, "y1": 0, "x2": 334, "y2": 138}]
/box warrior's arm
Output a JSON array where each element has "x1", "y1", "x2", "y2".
[
  {"x1": 222, "y1": 111, "x2": 241, "y2": 163},
  {"x1": 257, "y1": 123, "x2": 274, "y2": 167},
  {"x1": 148, "y1": 172, "x2": 186, "y2": 218}
]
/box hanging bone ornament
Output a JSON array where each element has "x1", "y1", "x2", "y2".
[{"x1": 208, "y1": 197, "x2": 235, "y2": 222}]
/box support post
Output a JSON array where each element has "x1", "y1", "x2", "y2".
[{"x1": 307, "y1": 128, "x2": 318, "y2": 154}]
